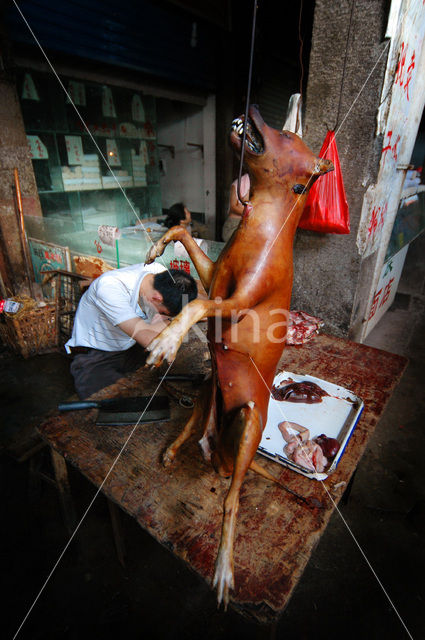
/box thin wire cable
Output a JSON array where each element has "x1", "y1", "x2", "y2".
[
  {"x1": 298, "y1": 0, "x2": 305, "y2": 99},
  {"x1": 13, "y1": 360, "x2": 174, "y2": 640},
  {"x1": 248, "y1": 354, "x2": 414, "y2": 639},
  {"x1": 237, "y1": 0, "x2": 258, "y2": 206},
  {"x1": 12, "y1": 0, "x2": 174, "y2": 280},
  {"x1": 12, "y1": 0, "x2": 399, "y2": 633},
  {"x1": 334, "y1": 0, "x2": 356, "y2": 129}
]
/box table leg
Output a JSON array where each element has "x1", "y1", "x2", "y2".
[
  {"x1": 50, "y1": 448, "x2": 77, "y2": 536},
  {"x1": 107, "y1": 499, "x2": 126, "y2": 567}
]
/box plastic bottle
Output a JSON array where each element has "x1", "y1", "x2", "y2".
[{"x1": 0, "y1": 298, "x2": 23, "y2": 314}]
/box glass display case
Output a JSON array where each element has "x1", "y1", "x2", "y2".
[
  {"x1": 19, "y1": 70, "x2": 162, "y2": 230},
  {"x1": 19, "y1": 70, "x2": 225, "y2": 292}
]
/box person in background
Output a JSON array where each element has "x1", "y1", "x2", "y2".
[
  {"x1": 221, "y1": 173, "x2": 250, "y2": 242},
  {"x1": 163, "y1": 202, "x2": 192, "y2": 232},
  {"x1": 65, "y1": 264, "x2": 197, "y2": 399}
]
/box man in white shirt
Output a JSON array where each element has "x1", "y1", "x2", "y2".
[{"x1": 65, "y1": 264, "x2": 197, "y2": 398}]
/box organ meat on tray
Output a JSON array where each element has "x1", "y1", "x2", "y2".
[
  {"x1": 278, "y1": 421, "x2": 328, "y2": 473},
  {"x1": 272, "y1": 380, "x2": 329, "y2": 403},
  {"x1": 286, "y1": 310, "x2": 324, "y2": 345},
  {"x1": 314, "y1": 433, "x2": 340, "y2": 459}
]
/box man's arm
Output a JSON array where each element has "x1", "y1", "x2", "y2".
[{"x1": 118, "y1": 315, "x2": 170, "y2": 348}]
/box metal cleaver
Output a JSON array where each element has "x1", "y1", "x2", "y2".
[{"x1": 58, "y1": 395, "x2": 170, "y2": 426}]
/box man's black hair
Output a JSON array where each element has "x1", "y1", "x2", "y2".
[
  {"x1": 163, "y1": 202, "x2": 186, "y2": 229},
  {"x1": 153, "y1": 268, "x2": 197, "y2": 316}
]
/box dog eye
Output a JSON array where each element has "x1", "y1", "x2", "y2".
[{"x1": 292, "y1": 184, "x2": 307, "y2": 195}]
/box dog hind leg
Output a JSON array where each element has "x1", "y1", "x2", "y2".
[
  {"x1": 213, "y1": 401, "x2": 262, "y2": 608},
  {"x1": 163, "y1": 376, "x2": 213, "y2": 467}
]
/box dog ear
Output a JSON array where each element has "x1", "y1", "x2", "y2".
[{"x1": 312, "y1": 157, "x2": 334, "y2": 176}]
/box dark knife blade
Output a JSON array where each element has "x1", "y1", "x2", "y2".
[{"x1": 58, "y1": 395, "x2": 169, "y2": 413}]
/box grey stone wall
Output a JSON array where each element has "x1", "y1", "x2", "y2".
[{"x1": 293, "y1": 0, "x2": 389, "y2": 336}]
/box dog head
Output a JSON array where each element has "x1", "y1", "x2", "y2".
[{"x1": 230, "y1": 105, "x2": 333, "y2": 197}]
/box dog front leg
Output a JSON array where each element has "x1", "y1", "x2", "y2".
[
  {"x1": 145, "y1": 225, "x2": 216, "y2": 291},
  {"x1": 146, "y1": 289, "x2": 261, "y2": 368}
]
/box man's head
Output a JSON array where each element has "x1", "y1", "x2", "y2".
[{"x1": 153, "y1": 269, "x2": 197, "y2": 316}]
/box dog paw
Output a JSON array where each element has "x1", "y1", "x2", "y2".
[
  {"x1": 146, "y1": 328, "x2": 180, "y2": 367},
  {"x1": 213, "y1": 549, "x2": 235, "y2": 610},
  {"x1": 145, "y1": 242, "x2": 161, "y2": 265},
  {"x1": 162, "y1": 446, "x2": 176, "y2": 467}
]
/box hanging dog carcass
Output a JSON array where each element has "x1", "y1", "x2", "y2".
[{"x1": 145, "y1": 106, "x2": 333, "y2": 607}]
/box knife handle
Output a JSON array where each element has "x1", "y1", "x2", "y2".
[{"x1": 58, "y1": 401, "x2": 99, "y2": 411}]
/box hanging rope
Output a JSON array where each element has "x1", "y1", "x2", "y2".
[
  {"x1": 237, "y1": 0, "x2": 258, "y2": 206},
  {"x1": 298, "y1": 0, "x2": 305, "y2": 99},
  {"x1": 334, "y1": 0, "x2": 356, "y2": 130}
]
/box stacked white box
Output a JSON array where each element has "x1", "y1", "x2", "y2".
[
  {"x1": 62, "y1": 154, "x2": 102, "y2": 190},
  {"x1": 131, "y1": 149, "x2": 147, "y2": 186},
  {"x1": 102, "y1": 169, "x2": 134, "y2": 189}
]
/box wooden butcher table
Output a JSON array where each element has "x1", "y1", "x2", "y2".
[{"x1": 37, "y1": 333, "x2": 407, "y2": 622}]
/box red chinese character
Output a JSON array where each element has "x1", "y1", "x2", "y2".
[
  {"x1": 44, "y1": 250, "x2": 49, "y2": 259},
  {"x1": 179, "y1": 260, "x2": 191, "y2": 274},
  {"x1": 169, "y1": 259, "x2": 180, "y2": 270},
  {"x1": 379, "y1": 278, "x2": 394, "y2": 307},
  {"x1": 381, "y1": 130, "x2": 392, "y2": 166},
  {"x1": 395, "y1": 42, "x2": 406, "y2": 87},
  {"x1": 391, "y1": 134, "x2": 400, "y2": 162},
  {"x1": 379, "y1": 203, "x2": 388, "y2": 229},
  {"x1": 368, "y1": 206, "x2": 379, "y2": 237},
  {"x1": 404, "y1": 51, "x2": 415, "y2": 100},
  {"x1": 368, "y1": 288, "x2": 382, "y2": 320}
]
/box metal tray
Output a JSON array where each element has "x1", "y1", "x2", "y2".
[{"x1": 258, "y1": 370, "x2": 364, "y2": 480}]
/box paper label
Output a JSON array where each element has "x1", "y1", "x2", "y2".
[
  {"x1": 139, "y1": 141, "x2": 149, "y2": 165},
  {"x1": 132, "y1": 95, "x2": 146, "y2": 122},
  {"x1": 106, "y1": 139, "x2": 121, "y2": 166},
  {"x1": 27, "y1": 135, "x2": 49, "y2": 159},
  {"x1": 98, "y1": 225, "x2": 121, "y2": 246},
  {"x1": 102, "y1": 86, "x2": 117, "y2": 118},
  {"x1": 22, "y1": 73, "x2": 40, "y2": 101},
  {"x1": 65, "y1": 135, "x2": 84, "y2": 165},
  {"x1": 67, "y1": 81, "x2": 86, "y2": 106}
]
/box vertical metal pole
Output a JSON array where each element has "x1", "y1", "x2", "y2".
[{"x1": 13, "y1": 168, "x2": 35, "y2": 297}]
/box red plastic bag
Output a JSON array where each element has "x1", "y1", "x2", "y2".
[{"x1": 299, "y1": 130, "x2": 350, "y2": 234}]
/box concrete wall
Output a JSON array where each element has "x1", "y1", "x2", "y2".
[
  {"x1": 157, "y1": 99, "x2": 205, "y2": 212},
  {"x1": 0, "y1": 72, "x2": 42, "y2": 295},
  {"x1": 293, "y1": 0, "x2": 389, "y2": 336}
]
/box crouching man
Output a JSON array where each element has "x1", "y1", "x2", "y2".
[{"x1": 65, "y1": 264, "x2": 197, "y2": 398}]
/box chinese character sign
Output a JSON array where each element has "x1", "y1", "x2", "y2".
[
  {"x1": 365, "y1": 244, "x2": 408, "y2": 335},
  {"x1": 358, "y1": 0, "x2": 425, "y2": 259},
  {"x1": 102, "y1": 86, "x2": 117, "y2": 118},
  {"x1": 27, "y1": 136, "x2": 49, "y2": 160},
  {"x1": 132, "y1": 95, "x2": 146, "y2": 122},
  {"x1": 65, "y1": 135, "x2": 83, "y2": 165}
]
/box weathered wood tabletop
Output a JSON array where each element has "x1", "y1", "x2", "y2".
[{"x1": 37, "y1": 333, "x2": 407, "y2": 622}]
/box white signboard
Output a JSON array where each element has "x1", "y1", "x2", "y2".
[
  {"x1": 357, "y1": 0, "x2": 425, "y2": 258},
  {"x1": 365, "y1": 244, "x2": 408, "y2": 334}
]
